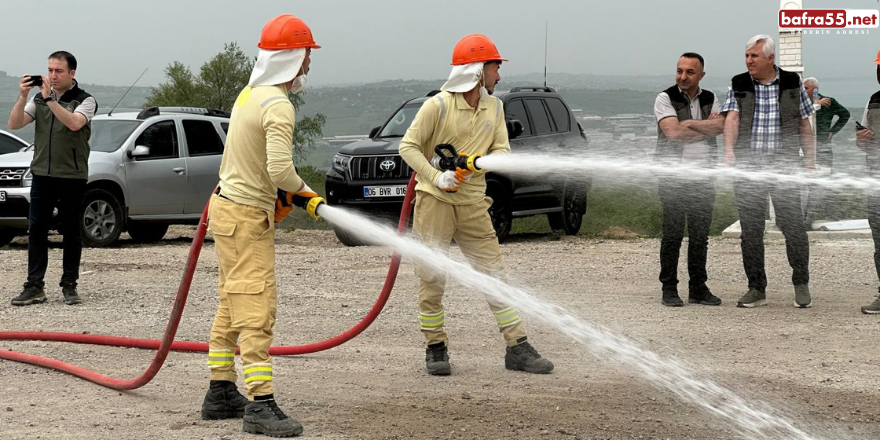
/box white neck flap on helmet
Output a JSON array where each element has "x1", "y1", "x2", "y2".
[
  {"x1": 248, "y1": 48, "x2": 307, "y2": 91},
  {"x1": 440, "y1": 61, "x2": 488, "y2": 98}
]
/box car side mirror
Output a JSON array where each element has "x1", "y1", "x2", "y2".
[
  {"x1": 127, "y1": 145, "x2": 151, "y2": 159},
  {"x1": 507, "y1": 119, "x2": 524, "y2": 139},
  {"x1": 369, "y1": 126, "x2": 381, "y2": 138}
]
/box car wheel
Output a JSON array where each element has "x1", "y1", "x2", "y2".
[
  {"x1": 81, "y1": 188, "x2": 123, "y2": 247},
  {"x1": 0, "y1": 228, "x2": 17, "y2": 246},
  {"x1": 486, "y1": 180, "x2": 512, "y2": 243},
  {"x1": 333, "y1": 225, "x2": 367, "y2": 247},
  {"x1": 127, "y1": 222, "x2": 169, "y2": 243},
  {"x1": 548, "y1": 181, "x2": 587, "y2": 235}
]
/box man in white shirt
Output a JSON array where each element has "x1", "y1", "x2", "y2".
[{"x1": 653, "y1": 52, "x2": 725, "y2": 307}]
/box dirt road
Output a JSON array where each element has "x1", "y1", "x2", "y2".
[{"x1": 1, "y1": 228, "x2": 878, "y2": 439}]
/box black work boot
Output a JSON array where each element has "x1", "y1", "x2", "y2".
[
  {"x1": 505, "y1": 338, "x2": 554, "y2": 374},
  {"x1": 60, "y1": 281, "x2": 82, "y2": 305},
  {"x1": 11, "y1": 282, "x2": 46, "y2": 306},
  {"x1": 661, "y1": 290, "x2": 684, "y2": 307},
  {"x1": 242, "y1": 396, "x2": 304, "y2": 437},
  {"x1": 425, "y1": 342, "x2": 451, "y2": 376},
  {"x1": 688, "y1": 285, "x2": 722, "y2": 306},
  {"x1": 202, "y1": 380, "x2": 249, "y2": 420}
]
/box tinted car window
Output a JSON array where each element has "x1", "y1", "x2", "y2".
[
  {"x1": 379, "y1": 104, "x2": 421, "y2": 137},
  {"x1": 183, "y1": 120, "x2": 224, "y2": 156},
  {"x1": 546, "y1": 98, "x2": 571, "y2": 133},
  {"x1": 0, "y1": 134, "x2": 24, "y2": 154},
  {"x1": 526, "y1": 99, "x2": 553, "y2": 135},
  {"x1": 89, "y1": 120, "x2": 142, "y2": 152},
  {"x1": 221, "y1": 122, "x2": 229, "y2": 133},
  {"x1": 135, "y1": 121, "x2": 179, "y2": 160},
  {"x1": 504, "y1": 99, "x2": 532, "y2": 136}
]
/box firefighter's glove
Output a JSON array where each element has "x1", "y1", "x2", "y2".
[
  {"x1": 275, "y1": 184, "x2": 325, "y2": 222},
  {"x1": 454, "y1": 167, "x2": 473, "y2": 184},
  {"x1": 434, "y1": 170, "x2": 462, "y2": 192}
]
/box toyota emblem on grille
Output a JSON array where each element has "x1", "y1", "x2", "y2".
[{"x1": 380, "y1": 159, "x2": 396, "y2": 172}]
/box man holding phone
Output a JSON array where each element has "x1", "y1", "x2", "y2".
[
  {"x1": 6, "y1": 51, "x2": 97, "y2": 306},
  {"x1": 858, "y1": 49, "x2": 880, "y2": 314}
]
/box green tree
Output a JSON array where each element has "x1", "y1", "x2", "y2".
[
  {"x1": 145, "y1": 42, "x2": 325, "y2": 163},
  {"x1": 197, "y1": 42, "x2": 252, "y2": 111},
  {"x1": 144, "y1": 62, "x2": 201, "y2": 107}
]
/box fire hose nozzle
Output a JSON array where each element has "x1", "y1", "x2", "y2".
[
  {"x1": 431, "y1": 144, "x2": 483, "y2": 173},
  {"x1": 289, "y1": 192, "x2": 326, "y2": 220},
  {"x1": 306, "y1": 197, "x2": 326, "y2": 219}
]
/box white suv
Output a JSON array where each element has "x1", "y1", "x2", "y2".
[{"x1": 0, "y1": 107, "x2": 230, "y2": 247}]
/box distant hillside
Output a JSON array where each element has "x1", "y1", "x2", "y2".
[
  {"x1": 0, "y1": 71, "x2": 666, "y2": 142},
  {"x1": 300, "y1": 76, "x2": 663, "y2": 137},
  {"x1": 2, "y1": 70, "x2": 867, "y2": 148}
]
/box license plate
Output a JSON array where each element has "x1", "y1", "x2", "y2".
[
  {"x1": 0, "y1": 191, "x2": 5, "y2": 202},
  {"x1": 363, "y1": 185, "x2": 407, "y2": 198}
]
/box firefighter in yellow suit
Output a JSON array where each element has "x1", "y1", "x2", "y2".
[
  {"x1": 200, "y1": 14, "x2": 324, "y2": 438},
  {"x1": 399, "y1": 34, "x2": 554, "y2": 376}
]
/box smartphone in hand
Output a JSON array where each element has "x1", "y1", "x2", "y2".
[
  {"x1": 856, "y1": 121, "x2": 868, "y2": 131},
  {"x1": 28, "y1": 75, "x2": 43, "y2": 87}
]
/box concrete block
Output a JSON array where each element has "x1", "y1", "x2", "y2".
[{"x1": 722, "y1": 220, "x2": 872, "y2": 240}]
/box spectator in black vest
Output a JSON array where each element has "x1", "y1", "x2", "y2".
[
  {"x1": 6, "y1": 51, "x2": 97, "y2": 306},
  {"x1": 720, "y1": 35, "x2": 816, "y2": 309},
  {"x1": 858, "y1": 49, "x2": 880, "y2": 315},
  {"x1": 653, "y1": 52, "x2": 725, "y2": 307},
  {"x1": 802, "y1": 76, "x2": 850, "y2": 228}
]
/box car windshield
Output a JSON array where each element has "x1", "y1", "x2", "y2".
[
  {"x1": 378, "y1": 104, "x2": 421, "y2": 138},
  {"x1": 89, "y1": 120, "x2": 143, "y2": 152}
]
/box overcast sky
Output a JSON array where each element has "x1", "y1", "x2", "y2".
[{"x1": 1, "y1": 0, "x2": 877, "y2": 88}]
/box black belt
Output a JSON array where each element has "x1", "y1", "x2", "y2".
[{"x1": 214, "y1": 186, "x2": 230, "y2": 201}]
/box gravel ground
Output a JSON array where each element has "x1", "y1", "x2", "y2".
[{"x1": 1, "y1": 226, "x2": 879, "y2": 440}]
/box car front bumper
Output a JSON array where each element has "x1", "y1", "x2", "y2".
[{"x1": 0, "y1": 186, "x2": 31, "y2": 229}]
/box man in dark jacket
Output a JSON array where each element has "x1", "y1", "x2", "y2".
[
  {"x1": 653, "y1": 52, "x2": 725, "y2": 307},
  {"x1": 6, "y1": 51, "x2": 97, "y2": 306},
  {"x1": 720, "y1": 35, "x2": 816, "y2": 309},
  {"x1": 858, "y1": 49, "x2": 880, "y2": 315}
]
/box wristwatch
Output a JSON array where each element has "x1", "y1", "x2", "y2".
[{"x1": 43, "y1": 95, "x2": 55, "y2": 103}]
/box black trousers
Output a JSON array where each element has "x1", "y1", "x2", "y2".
[
  {"x1": 867, "y1": 187, "x2": 880, "y2": 283},
  {"x1": 27, "y1": 175, "x2": 87, "y2": 286},
  {"x1": 804, "y1": 141, "x2": 837, "y2": 226},
  {"x1": 658, "y1": 177, "x2": 715, "y2": 293},
  {"x1": 734, "y1": 178, "x2": 810, "y2": 291}
]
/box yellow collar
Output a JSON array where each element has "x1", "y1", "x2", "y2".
[{"x1": 454, "y1": 92, "x2": 489, "y2": 111}]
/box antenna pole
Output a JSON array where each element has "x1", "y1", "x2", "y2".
[
  {"x1": 543, "y1": 22, "x2": 548, "y2": 87},
  {"x1": 108, "y1": 68, "x2": 148, "y2": 116}
]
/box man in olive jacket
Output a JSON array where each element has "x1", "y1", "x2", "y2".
[{"x1": 7, "y1": 51, "x2": 97, "y2": 306}]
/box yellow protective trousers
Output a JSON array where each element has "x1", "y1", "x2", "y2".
[
  {"x1": 206, "y1": 194, "x2": 277, "y2": 399},
  {"x1": 413, "y1": 191, "x2": 527, "y2": 348}
]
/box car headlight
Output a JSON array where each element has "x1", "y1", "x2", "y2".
[
  {"x1": 332, "y1": 154, "x2": 351, "y2": 174},
  {"x1": 23, "y1": 169, "x2": 33, "y2": 187}
]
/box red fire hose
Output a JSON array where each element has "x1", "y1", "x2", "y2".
[{"x1": 0, "y1": 174, "x2": 418, "y2": 390}]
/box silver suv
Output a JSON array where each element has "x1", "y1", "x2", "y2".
[
  {"x1": 0, "y1": 130, "x2": 29, "y2": 155},
  {"x1": 0, "y1": 107, "x2": 230, "y2": 247}
]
